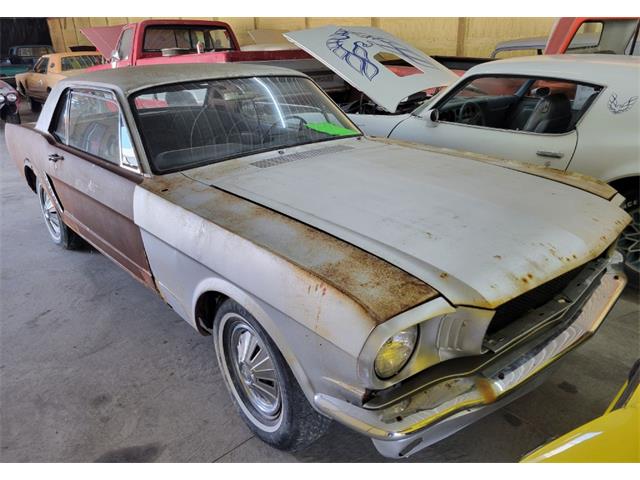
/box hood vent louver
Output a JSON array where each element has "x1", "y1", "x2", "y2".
[{"x1": 251, "y1": 144, "x2": 354, "y2": 169}]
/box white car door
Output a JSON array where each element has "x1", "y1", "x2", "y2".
[{"x1": 389, "y1": 76, "x2": 594, "y2": 169}]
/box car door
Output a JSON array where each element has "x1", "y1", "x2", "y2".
[
  {"x1": 26, "y1": 57, "x2": 48, "y2": 99},
  {"x1": 390, "y1": 75, "x2": 598, "y2": 170},
  {"x1": 42, "y1": 87, "x2": 155, "y2": 288}
]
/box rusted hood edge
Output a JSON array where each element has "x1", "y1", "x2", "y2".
[{"x1": 138, "y1": 174, "x2": 439, "y2": 324}]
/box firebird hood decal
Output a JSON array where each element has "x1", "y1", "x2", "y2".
[
  {"x1": 608, "y1": 93, "x2": 638, "y2": 114},
  {"x1": 285, "y1": 26, "x2": 457, "y2": 113}
]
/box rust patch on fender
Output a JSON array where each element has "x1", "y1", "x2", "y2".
[{"x1": 141, "y1": 174, "x2": 438, "y2": 324}]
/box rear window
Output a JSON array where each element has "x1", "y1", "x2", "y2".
[
  {"x1": 567, "y1": 19, "x2": 640, "y2": 55},
  {"x1": 142, "y1": 26, "x2": 233, "y2": 53},
  {"x1": 16, "y1": 46, "x2": 52, "y2": 57},
  {"x1": 61, "y1": 55, "x2": 102, "y2": 71}
]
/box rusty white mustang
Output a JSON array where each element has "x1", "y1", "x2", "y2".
[{"x1": 5, "y1": 64, "x2": 631, "y2": 458}]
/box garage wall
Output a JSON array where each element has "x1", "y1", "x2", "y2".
[{"x1": 46, "y1": 17, "x2": 555, "y2": 58}]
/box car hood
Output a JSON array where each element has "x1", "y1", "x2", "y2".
[
  {"x1": 183, "y1": 138, "x2": 629, "y2": 309},
  {"x1": 284, "y1": 26, "x2": 457, "y2": 113}
]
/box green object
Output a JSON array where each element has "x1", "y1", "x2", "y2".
[
  {"x1": 0, "y1": 65, "x2": 30, "y2": 76},
  {"x1": 305, "y1": 122, "x2": 358, "y2": 136}
]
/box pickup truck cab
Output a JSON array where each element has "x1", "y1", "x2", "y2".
[
  {"x1": 492, "y1": 17, "x2": 640, "y2": 58},
  {"x1": 82, "y1": 19, "x2": 347, "y2": 97}
]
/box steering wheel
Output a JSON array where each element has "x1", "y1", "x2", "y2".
[
  {"x1": 458, "y1": 101, "x2": 485, "y2": 126},
  {"x1": 263, "y1": 115, "x2": 308, "y2": 142}
]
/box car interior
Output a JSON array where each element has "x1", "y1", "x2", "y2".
[{"x1": 436, "y1": 76, "x2": 602, "y2": 134}]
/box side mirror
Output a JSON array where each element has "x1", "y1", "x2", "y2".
[
  {"x1": 110, "y1": 50, "x2": 120, "y2": 67},
  {"x1": 424, "y1": 108, "x2": 439, "y2": 127}
]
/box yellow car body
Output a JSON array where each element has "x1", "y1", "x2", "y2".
[
  {"x1": 521, "y1": 360, "x2": 640, "y2": 462},
  {"x1": 15, "y1": 51, "x2": 103, "y2": 103}
]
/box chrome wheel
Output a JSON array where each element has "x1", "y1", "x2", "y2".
[
  {"x1": 619, "y1": 206, "x2": 640, "y2": 275},
  {"x1": 38, "y1": 180, "x2": 61, "y2": 243},
  {"x1": 220, "y1": 314, "x2": 282, "y2": 428}
]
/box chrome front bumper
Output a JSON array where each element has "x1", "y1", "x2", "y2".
[{"x1": 314, "y1": 253, "x2": 627, "y2": 458}]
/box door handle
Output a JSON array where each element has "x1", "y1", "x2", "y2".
[
  {"x1": 536, "y1": 150, "x2": 564, "y2": 159},
  {"x1": 48, "y1": 153, "x2": 64, "y2": 163}
]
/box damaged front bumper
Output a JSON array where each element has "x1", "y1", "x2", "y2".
[{"x1": 314, "y1": 252, "x2": 627, "y2": 458}]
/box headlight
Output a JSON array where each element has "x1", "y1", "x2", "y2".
[
  {"x1": 374, "y1": 325, "x2": 418, "y2": 379},
  {"x1": 0, "y1": 94, "x2": 5, "y2": 103},
  {"x1": 6, "y1": 92, "x2": 17, "y2": 103}
]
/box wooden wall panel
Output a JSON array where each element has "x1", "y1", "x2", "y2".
[
  {"x1": 375, "y1": 17, "x2": 459, "y2": 56},
  {"x1": 464, "y1": 17, "x2": 555, "y2": 57},
  {"x1": 46, "y1": 17, "x2": 556, "y2": 57}
]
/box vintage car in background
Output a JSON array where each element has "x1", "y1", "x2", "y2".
[
  {"x1": 522, "y1": 359, "x2": 640, "y2": 462},
  {"x1": 15, "y1": 52, "x2": 103, "y2": 111},
  {"x1": 6, "y1": 44, "x2": 54, "y2": 66},
  {"x1": 286, "y1": 26, "x2": 640, "y2": 286},
  {"x1": 5, "y1": 64, "x2": 630, "y2": 458},
  {"x1": 0, "y1": 80, "x2": 20, "y2": 124},
  {"x1": 0, "y1": 62, "x2": 31, "y2": 88}
]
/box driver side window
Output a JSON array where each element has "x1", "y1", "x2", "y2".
[
  {"x1": 436, "y1": 76, "x2": 601, "y2": 135},
  {"x1": 34, "y1": 57, "x2": 48, "y2": 74}
]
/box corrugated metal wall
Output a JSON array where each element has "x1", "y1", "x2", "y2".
[{"x1": 46, "y1": 17, "x2": 555, "y2": 58}]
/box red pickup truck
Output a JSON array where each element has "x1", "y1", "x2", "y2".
[
  {"x1": 83, "y1": 19, "x2": 347, "y2": 96},
  {"x1": 491, "y1": 17, "x2": 639, "y2": 57}
]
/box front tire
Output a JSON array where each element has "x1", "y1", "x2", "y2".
[
  {"x1": 618, "y1": 188, "x2": 639, "y2": 289},
  {"x1": 213, "y1": 299, "x2": 331, "y2": 452},
  {"x1": 36, "y1": 178, "x2": 83, "y2": 250}
]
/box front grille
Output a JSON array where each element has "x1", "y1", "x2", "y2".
[{"x1": 487, "y1": 264, "x2": 587, "y2": 335}]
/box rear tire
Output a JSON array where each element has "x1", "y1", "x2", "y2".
[
  {"x1": 36, "y1": 178, "x2": 83, "y2": 250},
  {"x1": 213, "y1": 299, "x2": 331, "y2": 452},
  {"x1": 618, "y1": 188, "x2": 639, "y2": 289}
]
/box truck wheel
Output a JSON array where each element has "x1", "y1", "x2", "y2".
[
  {"x1": 29, "y1": 97, "x2": 41, "y2": 113},
  {"x1": 618, "y1": 189, "x2": 639, "y2": 289},
  {"x1": 213, "y1": 299, "x2": 331, "y2": 452},
  {"x1": 36, "y1": 178, "x2": 83, "y2": 250}
]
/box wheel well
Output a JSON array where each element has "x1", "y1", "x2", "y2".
[
  {"x1": 194, "y1": 291, "x2": 229, "y2": 335},
  {"x1": 609, "y1": 176, "x2": 639, "y2": 197},
  {"x1": 24, "y1": 165, "x2": 37, "y2": 194}
]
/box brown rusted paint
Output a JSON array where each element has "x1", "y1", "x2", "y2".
[
  {"x1": 369, "y1": 137, "x2": 618, "y2": 200},
  {"x1": 5, "y1": 123, "x2": 155, "y2": 291},
  {"x1": 141, "y1": 174, "x2": 439, "y2": 324}
]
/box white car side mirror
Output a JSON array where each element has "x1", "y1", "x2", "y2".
[{"x1": 424, "y1": 108, "x2": 439, "y2": 128}]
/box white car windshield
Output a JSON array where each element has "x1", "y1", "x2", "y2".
[{"x1": 131, "y1": 75, "x2": 361, "y2": 174}]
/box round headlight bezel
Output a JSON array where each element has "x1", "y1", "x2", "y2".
[
  {"x1": 373, "y1": 325, "x2": 419, "y2": 379},
  {"x1": 0, "y1": 94, "x2": 5, "y2": 104},
  {"x1": 6, "y1": 92, "x2": 17, "y2": 103}
]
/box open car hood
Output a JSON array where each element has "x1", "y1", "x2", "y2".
[
  {"x1": 285, "y1": 26, "x2": 457, "y2": 113},
  {"x1": 80, "y1": 25, "x2": 125, "y2": 60}
]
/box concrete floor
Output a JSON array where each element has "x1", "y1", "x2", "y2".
[{"x1": 1, "y1": 104, "x2": 639, "y2": 463}]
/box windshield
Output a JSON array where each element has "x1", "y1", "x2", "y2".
[{"x1": 131, "y1": 76, "x2": 361, "y2": 174}]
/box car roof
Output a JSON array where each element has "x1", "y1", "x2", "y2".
[
  {"x1": 467, "y1": 54, "x2": 640, "y2": 86},
  {"x1": 62, "y1": 63, "x2": 307, "y2": 96}
]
